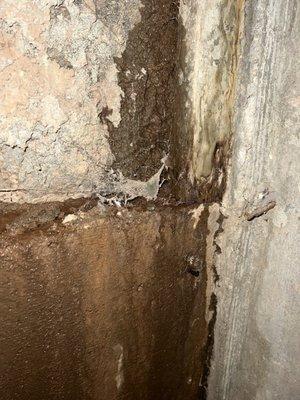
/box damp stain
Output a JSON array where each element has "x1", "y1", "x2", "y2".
[{"x1": 105, "y1": 0, "x2": 180, "y2": 182}]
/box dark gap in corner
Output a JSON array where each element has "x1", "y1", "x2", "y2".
[{"x1": 198, "y1": 210, "x2": 225, "y2": 399}]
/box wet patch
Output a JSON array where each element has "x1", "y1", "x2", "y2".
[
  {"x1": 0, "y1": 203, "x2": 208, "y2": 400},
  {"x1": 105, "y1": 0, "x2": 180, "y2": 181}
]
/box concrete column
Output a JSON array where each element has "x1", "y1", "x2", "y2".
[{"x1": 208, "y1": 1, "x2": 300, "y2": 399}]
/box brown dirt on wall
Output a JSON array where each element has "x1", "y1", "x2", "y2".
[
  {"x1": 0, "y1": 203, "x2": 208, "y2": 400},
  {"x1": 103, "y1": 0, "x2": 180, "y2": 181},
  {"x1": 0, "y1": 197, "x2": 98, "y2": 235},
  {"x1": 98, "y1": 0, "x2": 231, "y2": 207}
]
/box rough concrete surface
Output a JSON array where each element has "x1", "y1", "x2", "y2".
[
  {"x1": 0, "y1": 0, "x2": 241, "y2": 206},
  {"x1": 1, "y1": 0, "x2": 299, "y2": 399},
  {"x1": 0, "y1": 203, "x2": 208, "y2": 400},
  {"x1": 208, "y1": 1, "x2": 300, "y2": 399},
  {"x1": 0, "y1": 0, "x2": 145, "y2": 203},
  {"x1": 178, "y1": 0, "x2": 241, "y2": 180},
  {"x1": 170, "y1": 0, "x2": 243, "y2": 204}
]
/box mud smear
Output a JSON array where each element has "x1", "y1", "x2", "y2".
[
  {"x1": 104, "y1": 0, "x2": 180, "y2": 182},
  {"x1": 0, "y1": 203, "x2": 208, "y2": 400}
]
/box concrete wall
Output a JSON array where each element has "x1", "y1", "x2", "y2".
[
  {"x1": 1, "y1": 0, "x2": 299, "y2": 399},
  {"x1": 208, "y1": 1, "x2": 300, "y2": 399},
  {"x1": 0, "y1": 0, "x2": 180, "y2": 204},
  {"x1": 0, "y1": 0, "x2": 240, "y2": 206}
]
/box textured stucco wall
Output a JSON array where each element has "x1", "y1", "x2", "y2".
[
  {"x1": 208, "y1": 1, "x2": 300, "y2": 399},
  {"x1": 1, "y1": 0, "x2": 167, "y2": 203}
]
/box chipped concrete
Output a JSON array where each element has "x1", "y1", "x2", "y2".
[
  {"x1": 189, "y1": 204, "x2": 205, "y2": 230},
  {"x1": 62, "y1": 213, "x2": 78, "y2": 224},
  {"x1": 0, "y1": 0, "x2": 142, "y2": 203}
]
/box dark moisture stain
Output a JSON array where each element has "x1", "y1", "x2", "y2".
[
  {"x1": 145, "y1": 207, "x2": 209, "y2": 400},
  {"x1": 0, "y1": 205, "x2": 208, "y2": 400},
  {"x1": 96, "y1": 0, "x2": 230, "y2": 207},
  {"x1": 0, "y1": 236, "x2": 87, "y2": 400},
  {"x1": 105, "y1": 0, "x2": 180, "y2": 181},
  {"x1": 166, "y1": 11, "x2": 193, "y2": 203},
  {"x1": 198, "y1": 293, "x2": 218, "y2": 400},
  {"x1": 198, "y1": 211, "x2": 225, "y2": 399}
]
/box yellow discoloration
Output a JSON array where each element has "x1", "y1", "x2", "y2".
[{"x1": 180, "y1": 0, "x2": 244, "y2": 181}]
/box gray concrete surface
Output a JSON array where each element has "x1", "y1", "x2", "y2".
[{"x1": 208, "y1": 1, "x2": 300, "y2": 399}]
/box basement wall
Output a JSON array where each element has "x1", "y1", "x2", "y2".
[
  {"x1": 1, "y1": 0, "x2": 299, "y2": 399},
  {"x1": 0, "y1": 1, "x2": 217, "y2": 400}
]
